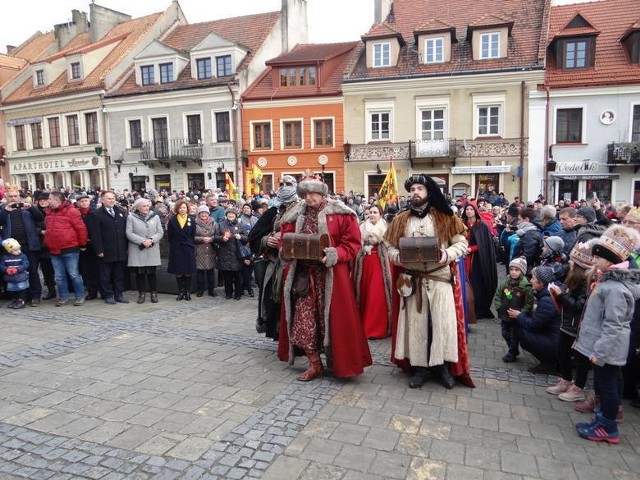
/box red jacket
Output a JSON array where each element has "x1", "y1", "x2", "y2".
[{"x1": 44, "y1": 201, "x2": 88, "y2": 254}]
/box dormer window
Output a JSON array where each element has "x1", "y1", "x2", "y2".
[
  {"x1": 70, "y1": 62, "x2": 81, "y2": 80},
  {"x1": 141, "y1": 65, "x2": 154, "y2": 85},
  {"x1": 35, "y1": 69, "x2": 45, "y2": 87},
  {"x1": 196, "y1": 58, "x2": 212, "y2": 79},
  {"x1": 556, "y1": 38, "x2": 594, "y2": 70},
  {"x1": 480, "y1": 32, "x2": 500, "y2": 59},
  {"x1": 622, "y1": 31, "x2": 640, "y2": 64},
  {"x1": 279, "y1": 66, "x2": 317, "y2": 87},
  {"x1": 159, "y1": 63, "x2": 173, "y2": 84},
  {"x1": 425, "y1": 37, "x2": 444, "y2": 63},
  {"x1": 373, "y1": 43, "x2": 391, "y2": 67},
  {"x1": 216, "y1": 55, "x2": 232, "y2": 77}
]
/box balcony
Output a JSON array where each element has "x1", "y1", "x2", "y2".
[
  {"x1": 607, "y1": 141, "x2": 640, "y2": 172},
  {"x1": 142, "y1": 139, "x2": 204, "y2": 167}
]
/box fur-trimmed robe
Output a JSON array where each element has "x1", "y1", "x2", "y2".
[
  {"x1": 277, "y1": 199, "x2": 373, "y2": 378},
  {"x1": 354, "y1": 219, "x2": 393, "y2": 337},
  {"x1": 385, "y1": 208, "x2": 475, "y2": 387}
]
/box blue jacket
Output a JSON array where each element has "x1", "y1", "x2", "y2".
[
  {"x1": 543, "y1": 219, "x2": 562, "y2": 237},
  {"x1": 1, "y1": 252, "x2": 29, "y2": 284},
  {"x1": 516, "y1": 287, "x2": 560, "y2": 338},
  {"x1": 0, "y1": 205, "x2": 43, "y2": 252}
]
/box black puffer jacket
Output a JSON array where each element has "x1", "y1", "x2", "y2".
[
  {"x1": 557, "y1": 283, "x2": 588, "y2": 337},
  {"x1": 214, "y1": 219, "x2": 249, "y2": 272}
]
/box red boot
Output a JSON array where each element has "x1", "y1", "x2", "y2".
[{"x1": 297, "y1": 352, "x2": 324, "y2": 381}]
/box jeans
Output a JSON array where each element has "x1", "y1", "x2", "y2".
[
  {"x1": 593, "y1": 364, "x2": 622, "y2": 421},
  {"x1": 26, "y1": 250, "x2": 42, "y2": 299},
  {"x1": 50, "y1": 252, "x2": 84, "y2": 300}
]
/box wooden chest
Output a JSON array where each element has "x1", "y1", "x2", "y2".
[
  {"x1": 398, "y1": 236, "x2": 440, "y2": 264},
  {"x1": 281, "y1": 233, "x2": 330, "y2": 261}
]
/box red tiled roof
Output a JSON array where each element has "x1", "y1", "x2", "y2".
[
  {"x1": 361, "y1": 23, "x2": 405, "y2": 44},
  {"x1": 348, "y1": 0, "x2": 546, "y2": 81},
  {"x1": 9, "y1": 31, "x2": 57, "y2": 63},
  {"x1": 110, "y1": 11, "x2": 281, "y2": 98},
  {"x1": 0, "y1": 54, "x2": 26, "y2": 70},
  {"x1": 546, "y1": 0, "x2": 640, "y2": 88},
  {"x1": 4, "y1": 12, "x2": 164, "y2": 105},
  {"x1": 243, "y1": 42, "x2": 360, "y2": 101}
]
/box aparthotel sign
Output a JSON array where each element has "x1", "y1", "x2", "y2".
[{"x1": 9, "y1": 156, "x2": 104, "y2": 174}]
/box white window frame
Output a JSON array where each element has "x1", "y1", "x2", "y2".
[
  {"x1": 472, "y1": 93, "x2": 505, "y2": 137},
  {"x1": 373, "y1": 42, "x2": 391, "y2": 67},
  {"x1": 69, "y1": 61, "x2": 82, "y2": 81},
  {"x1": 365, "y1": 99, "x2": 394, "y2": 142},
  {"x1": 82, "y1": 110, "x2": 100, "y2": 145},
  {"x1": 35, "y1": 69, "x2": 45, "y2": 87},
  {"x1": 250, "y1": 120, "x2": 273, "y2": 152},
  {"x1": 125, "y1": 117, "x2": 144, "y2": 149},
  {"x1": 280, "y1": 118, "x2": 304, "y2": 150},
  {"x1": 630, "y1": 103, "x2": 640, "y2": 142},
  {"x1": 182, "y1": 111, "x2": 204, "y2": 144},
  {"x1": 480, "y1": 32, "x2": 500, "y2": 59},
  {"x1": 211, "y1": 110, "x2": 232, "y2": 143},
  {"x1": 159, "y1": 62, "x2": 174, "y2": 84},
  {"x1": 44, "y1": 115, "x2": 61, "y2": 148},
  {"x1": 310, "y1": 116, "x2": 335, "y2": 149},
  {"x1": 424, "y1": 37, "x2": 444, "y2": 64},
  {"x1": 196, "y1": 57, "x2": 212, "y2": 79}
]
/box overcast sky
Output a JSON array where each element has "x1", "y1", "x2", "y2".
[{"x1": 1, "y1": 0, "x2": 374, "y2": 53}]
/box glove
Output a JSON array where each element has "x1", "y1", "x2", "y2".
[
  {"x1": 6, "y1": 267, "x2": 18, "y2": 275},
  {"x1": 323, "y1": 247, "x2": 338, "y2": 268}
]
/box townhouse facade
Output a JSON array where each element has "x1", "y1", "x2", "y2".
[
  {"x1": 241, "y1": 42, "x2": 360, "y2": 195},
  {"x1": 1, "y1": 3, "x2": 186, "y2": 192},
  {"x1": 341, "y1": 0, "x2": 547, "y2": 200},
  {"x1": 529, "y1": 0, "x2": 640, "y2": 205},
  {"x1": 104, "y1": 0, "x2": 308, "y2": 195}
]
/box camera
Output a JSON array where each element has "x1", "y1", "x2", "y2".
[{"x1": 11, "y1": 202, "x2": 24, "y2": 209}]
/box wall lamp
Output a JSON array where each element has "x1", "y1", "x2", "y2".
[
  {"x1": 376, "y1": 164, "x2": 382, "y2": 174},
  {"x1": 113, "y1": 158, "x2": 123, "y2": 174},
  {"x1": 240, "y1": 148, "x2": 249, "y2": 168},
  {"x1": 343, "y1": 142, "x2": 352, "y2": 161}
]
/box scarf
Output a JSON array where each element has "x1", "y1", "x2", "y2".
[
  {"x1": 177, "y1": 213, "x2": 188, "y2": 228},
  {"x1": 361, "y1": 219, "x2": 387, "y2": 254}
]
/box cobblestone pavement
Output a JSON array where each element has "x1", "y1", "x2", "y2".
[{"x1": 0, "y1": 291, "x2": 638, "y2": 480}]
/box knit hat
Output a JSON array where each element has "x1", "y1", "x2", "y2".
[
  {"x1": 532, "y1": 266, "x2": 555, "y2": 285},
  {"x1": 2, "y1": 238, "x2": 20, "y2": 253},
  {"x1": 225, "y1": 207, "x2": 239, "y2": 216},
  {"x1": 576, "y1": 207, "x2": 596, "y2": 223},
  {"x1": 569, "y1": 241, "x2": 595, "y2": 268},
  {"x1": 591, "y1": 225, "x2": 640, "y2": 265},
  {"x1": 196, "y1": 205, "x2": 210, "y2": 215},
  {"x1": 544, "y1": 236, "x2": 565, "y2": 254},
  {"x1": 509, "y1": 256, "x2": 527, "y2": 276},
  {"x1": 297, "y1": 170, "x2": 328, "y2": 196}
]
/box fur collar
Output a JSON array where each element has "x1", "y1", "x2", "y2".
[{"x1": 280, "y1": 199, "x2": 356, "y2": 224}]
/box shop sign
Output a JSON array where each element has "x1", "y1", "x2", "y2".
[
  {"x1": 9, "y1": 156, "x2": 103, "y2": 174},
  {"x1": 555, "y1": 161, "x2": 600, "y2": 173},
  {"x1": 451, "y1": 165, "x2": 511, "y2": 174}
]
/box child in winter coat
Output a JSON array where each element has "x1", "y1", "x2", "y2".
[
  {"x1": 1, "y1": 238, "x2": 30, "y2": 309},
  {"x1": 494, "y1": 256, "x2": 534, "y2": 362},
  {"x1": 574, "y1": 225, "x2": 640, "y2": 444},
  {"x1": 540, "y1": 236, "x2": 568, "y2": 281}
]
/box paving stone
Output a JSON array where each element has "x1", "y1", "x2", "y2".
[
  {"x1": 500, "y1": 451, "x2": 539, "y2": 477},
  {"x1": 333, "y1": 444, "x2": 376, "y2": 472}
]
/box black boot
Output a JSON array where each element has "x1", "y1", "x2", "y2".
[
  {"x1": 208, "y1": 288, "x2": 217, "y2": 297},
  {"x1": 184, "y1": 290, "x2": 191, "y2": 301},
  {"x1": 438, "y1": 363, "x2": 455, "y2": 390},
  {"x1": 176, "y1": 277, "x2": 184, "y2": 301},
  {"x1": 196, "y1": 291, "x2": 204, "y2": 297},
  {"x1": 137, "y1": 292, "x2": 146, "y2": 304},
  {"x1": 150, "y1": 292, "x2": 158, "y2": 303},
  {"x1": 247, "y1": 288, "x2": 254, "y2": 298},
  {"x1": 409, "y1": 366, "x2": 429, "y2": 389}
]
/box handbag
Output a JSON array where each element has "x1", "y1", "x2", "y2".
[
  {"x1": 291, "y1": 264, "x2": 310, "y2": 297},
  {"x1": 236, "y1": 242, "x2": 252, "y2": 260},
  {"x1": 398, "y1": 236, "x2": 440, "y2": 264}
]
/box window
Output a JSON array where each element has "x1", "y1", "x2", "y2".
[
  {"x1": 556, "y1": 108, "x2": 583, "y2": 143},
  {"x1": 480, "y1": 32, "x2": 500, "y2": 59},
  {"x1": 129, "y1": 120, "x2": 142, "y2": 148},
  {"x1": 216, "y1": 55, "x2": 232, "y2": 77},
  {"x1": 196, "y1": 58, "x2": 212, "y2": 79},
  {"x1": 70, "y1": 62, "x2": 81, "y2": 80},
  {"x1": 283, "y1": 121, "x2": 302, "y2": 149},
  {"x1": 373, "y1": 43, "x2": 391, "y2": 67},
  {"x1": 152, "y1": 117, "x2": 169, "y2": 159},
  {"x1": 85, "y1": 112, "x2": 98, "y2": 144},
  {"x1": 215, "y1": 112, "x2": 230, "y2": 142},
  {"x1": 370, "y1": 111, "x2": 390, "y2": 140},
  {"x1": 624, "y1": 32, "x2": 640, "y2": 64},
  {"x1": 186, "y1": 115, "x2": 201, "y2": 145},
  {"x1": 35, "y1": 69, "x2": 45, "y2": 86},
  {"x1": 279, "y1": 66, "x2": 317, "y2": 87},
  {"x1": 420, "y1": 109, "x2": 445, "y2": 140},
  {"x1": 632, "y1": 105, "x2": 640, "y2": 142},
  {"x1": 477, "y1": 105, "x2": 500, "y2": 136},
  {"x1": 160, "y1": 63, "x2": 173, "y2": 84},
  {"x1": 253, "y1": 122, "x2": 271, "y2": 149},
  {"x1": 15, "y1": 125, "x2": 26, "y2": 151},
  {"x1": 425, "y1": 37, "x2": 444, "y2": 63},
  {"x1": 66, "y1": 115, "x2": 79, "y2": 145},
  {"x1": 31, "y1": 123, "x2": 43, "y2": 149},
  {"x1": 48, "y1": 117, "x2": 60, "y2": 147},
  {"x1": 141, "y1": 65, "x2": 154, "y2": 85},
  {"x1": 313, "y1": 119, "x2": 333, "y2": 147},
  {"x1": 564, "y1": 40, "x2": 587, "y2": 69}
]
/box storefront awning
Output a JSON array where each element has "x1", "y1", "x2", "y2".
[{"x1": 551, "y1": 173, "x2": 619, "y2": 180}]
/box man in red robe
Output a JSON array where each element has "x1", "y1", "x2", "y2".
[{"x1": 277, "y1": 171, "x2": 372, "y2": 380}]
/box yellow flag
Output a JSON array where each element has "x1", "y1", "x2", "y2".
[
  {"x1": 225, "y1": 171, "x2": 240, "y2": 200},
  {"x1": 251, "y1": 164, "x2": 263, "y2": 196},
  {"x1": 377, "y1": 161, "x2": 398, "y2": 209}
]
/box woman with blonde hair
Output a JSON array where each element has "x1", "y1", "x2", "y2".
[
  {"x1": 167, "y1": 199, "x2": 196, "y2": 300},
  {"x1": 126, "y1": 198, "x2": 164, "y2": 303}
]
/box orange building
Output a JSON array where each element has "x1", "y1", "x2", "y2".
[{"x1": 240, "y1": 42, "x2": 360, "y2": 195}]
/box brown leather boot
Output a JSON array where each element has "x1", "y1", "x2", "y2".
[{"x1": 297, "y1": 352, "x2": 324, "y2": 382}]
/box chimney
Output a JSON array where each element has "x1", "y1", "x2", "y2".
[
  {"x1": 281, "y1": 0, "x2": 308, "y2": 53},
  {"x1": 89, "y1": 3, "x2": 131, "y2": 43},
  {"x1": 374, "y1": 0, "x2": 393, "y2": 24},
  {"x1": 54, "y1": 10, "x2": 89, "y2": 50}
]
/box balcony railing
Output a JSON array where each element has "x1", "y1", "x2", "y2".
[
  {"x1": 141, "y1": 138, "x2": 204, "y2": 162},
  {"x1": 411, "y1": 138, "x2": 458, "y2": 159},
  {"x1": 607, "y1": 142, "x2": 640, "y2": 164}
]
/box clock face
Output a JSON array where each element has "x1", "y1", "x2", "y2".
[
  {"x1": 257, "y1": 157, "x2": 268, "y2": 168},
  {"x1": 287, "y1": 156, "x2": 298, "y2": 166},
  {"x1": 318, "y1": 154, "x2": 328, "y2": 165}
]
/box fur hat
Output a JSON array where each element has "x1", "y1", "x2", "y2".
[
  {"x1": 544, "y1": 236, "x2": 565, "y2": 254},
  {"x1": 532, "y1": 266, "x2": 555, "y2": 285},
  {"x1": 591, "y1": 225, "x2": 640, "y2": 265},
  {"x1": 570, "y1": 241, "x2": 595, "y2": 268},
  {"x1": 576, "y1": 207, "x2": 596, "y2": 223},
  {"x1": 2, "y1": 238, "x2": 20, "y2": 253},
  {"x1": 225, "y1": 207, "x2": 239, "y2": 216},
  {"x1": 196, "y1": 205, "x2": 210, "y2": 215},
  {"x1": 297, "y1": 170, "x2": 328, "y2": 197},
  {"x1": 509, "y1": 256, "x2": 527, "y2": 276}
]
